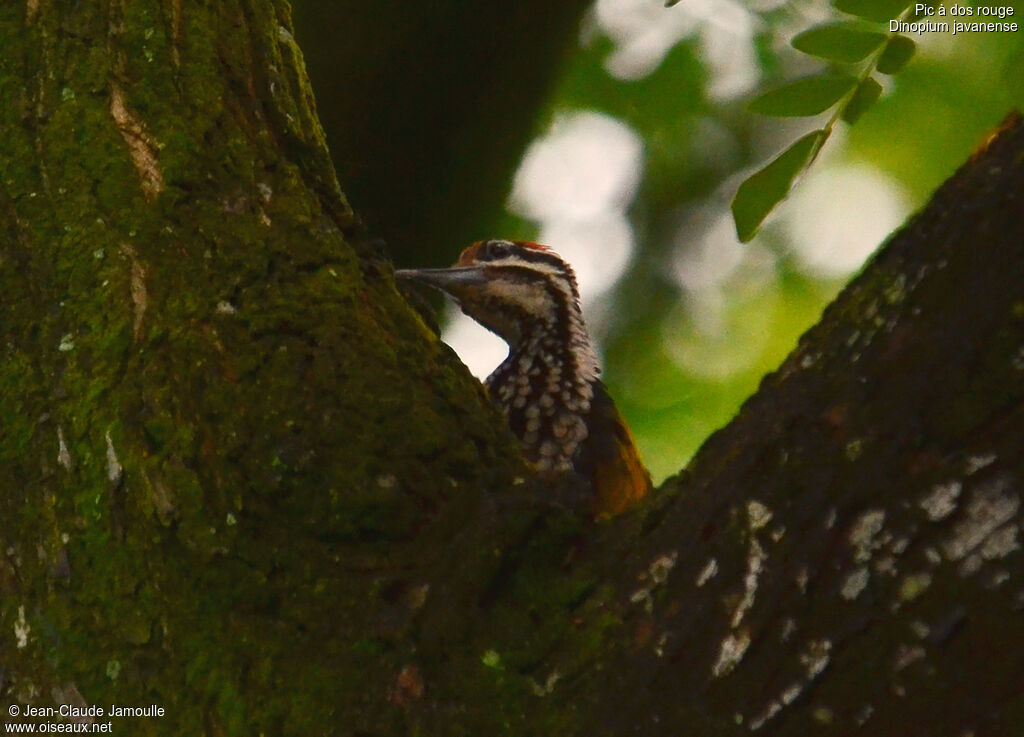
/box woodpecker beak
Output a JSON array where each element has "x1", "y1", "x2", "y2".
[{"x1": 395, "y1": 266, "x2": 488, "y2": 296}]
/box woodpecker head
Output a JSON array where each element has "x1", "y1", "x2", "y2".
[
  {"x1": 397, "y1": 237, "x2": 601, "y2": 468},
  {"x1": 395, "y1": 239, "x2": 585, "y2": 349},
  {"x1": 397, "y1": 239, "x2": 650, "y2": 514}
]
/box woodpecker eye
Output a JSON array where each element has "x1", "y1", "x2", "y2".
[{"x1": 486, "y1": 241, "x2": 512, "y2": 260}]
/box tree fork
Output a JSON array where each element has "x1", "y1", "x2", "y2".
[{"x1": 2, "y1": 1, "x2": 1023, "y2": 735}]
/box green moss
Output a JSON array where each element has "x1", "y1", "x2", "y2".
[{"x1": 0, "y1": 3, "x2": 528, "y2": 733}]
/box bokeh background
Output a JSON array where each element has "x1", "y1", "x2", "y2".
[{"x1": 294, "y1": 0, "x2": 1024, "y2": 482}]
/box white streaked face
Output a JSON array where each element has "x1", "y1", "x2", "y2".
[
  {"x1": 396, "y1": 240, "x2": 586, "y2": 347},
  {"x1": 448, "y1": 240, "x2": 582, "y2": 344},
  {"x1": 396, "y1": 239, "x2": 602, "y2": 388}
]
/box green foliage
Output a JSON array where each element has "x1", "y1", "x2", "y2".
[
  {"x1": 842, "y1": 77, "x2": 883, "y2": 123},
  {"x1": 731, "y1": 130, "x2": 829, "y2": 242},
  {"x1": 733, "y1": 0, "x2": 921, "y2": 240},
  {"x1": 748, "y1": 75, "x2": 858, "y2": 116},
  {"x1": 791, "y1": 23, "x2": 888, "y2": 63},
  {"x1": 877, "y1": 35, "x2": 917, "y2": 74},
  {"x1": 552, "y1": 38, "x2": 706, "y2": 199},
  {"x1": 477, "y1": 0, "x2": 1023, "y2": 481},
  {"x1": 834, "y1": 0, "x2": 913, "y2": 23}
]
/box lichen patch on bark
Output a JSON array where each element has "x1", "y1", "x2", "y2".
[
  {"x1": 120, "y1": 243, "x2": 148, "y2": 341},
  {"x1": 109, "y1": 84, "x2": 164, "y2": 201}
]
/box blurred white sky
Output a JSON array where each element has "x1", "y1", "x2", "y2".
[
  {"x1": 443, "y1": 0, "x2": 911, "y2": 380},
  {"x1": 446, "y1": 110, "x2": 644, "y2": 378},
  {"x1": 593, "y1": 0, "x2": 760, "y2": 99}
]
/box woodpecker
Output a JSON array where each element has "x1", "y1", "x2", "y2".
[{"x1": 396, "y1": 239, "x2": 650, "y2": 515}]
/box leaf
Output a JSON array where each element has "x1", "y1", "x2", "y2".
[
  {"x1": 841, "y1": 77, "x2": 882, "y2": 124},
  {"x1": 665, "y1": 0, "x2": 682, "y2": 5},
  {"x1": 749, "y1": 76, "x2": 858, "y2": 117},
  {"x1": 792, "y1": 23, "x2": 888, "y2": 63},
  {"x1": 877, "y1": 35, "x2": 916, "y2": 74},
  {"x1": 833, "y1": 0, "x2": 913, "y2": 23},
  {"x1": 732, "y1": 130, "x2": 830, "y2": 242}
]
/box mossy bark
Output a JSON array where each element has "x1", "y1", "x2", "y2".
[
  {"x1": 0, "y1": 2, "x2": 522, "y2": 733},
  {"x1": 557, "y1": 114, "x2": 1024, "y2": 737},
  {"x1": 2, "y1": 2, "x2": 1023, "y2": 736}
]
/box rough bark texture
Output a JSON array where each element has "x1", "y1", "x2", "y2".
[
  {"x1": 2, "y1": 2, "x2": 1023, "y2": 736},
  {"x1": 565, "y1": 114, "x2": 1024, "y2": 736},
  {"x1": 391, "y1": 115, "x2": 1024, "y2": 737},
  {"x1": 0, "y1": 1, "x2": 522, "y2": 732}
]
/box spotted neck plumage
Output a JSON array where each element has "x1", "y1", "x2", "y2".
[
  {"x1": 395, "y1": 239, "x2": 651, "y2": 514},
  {"x1": 485, "y1": 290, "x2": 600, "y2": 472}
]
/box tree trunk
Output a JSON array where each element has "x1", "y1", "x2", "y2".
[
  {"x1": 1, "y1": 2, "x2": 520, "y2": 732},
  {"x1": 565, "y1": 113, "x2": 1024, "y2": 736},
  {"x1": 2, "y1": 3, "x2": 1023, "y2": 737}
]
